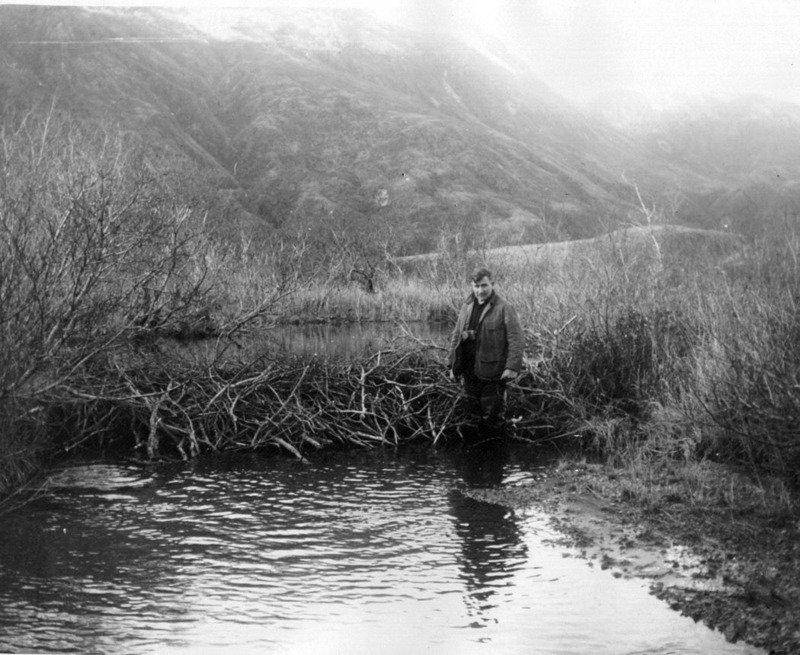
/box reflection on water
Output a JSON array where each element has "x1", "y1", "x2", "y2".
[
  {"x1": 0, "y1": 445, "x2": 765, "y2": 655},
  {"x1": 166, "y1": 321, "x2": 450, "y2": 365},
  {"x1": 268, "y1": 321, "x2": 449, "y2": 360},
  {"x1": 450, "y1": 440, "x2": 527, "y2": 628}
]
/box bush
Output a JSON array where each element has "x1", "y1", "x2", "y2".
[{"x1": 0, "y1": 112, "x2": 212, "y2": 490}]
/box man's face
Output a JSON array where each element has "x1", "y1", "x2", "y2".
[{"x1": 472, "y1": 276, "x2": 494, "y2": 303}]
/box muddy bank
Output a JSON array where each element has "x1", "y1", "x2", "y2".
[{"x1": 465, "y1": 460, "x2": 800, "y2": 655}]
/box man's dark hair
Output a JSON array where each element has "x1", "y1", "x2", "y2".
[{"x1": 470, "y1": 267, "x2": 493, "y2": 283}]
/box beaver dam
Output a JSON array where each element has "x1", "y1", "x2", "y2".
[{"x1": 45, "y1": 342, "x2": 562, "y2": 463}]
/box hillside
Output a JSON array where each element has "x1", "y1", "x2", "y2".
[
  {"x1": 398, "y1": 224, "x2": 740, "y2": 278},
  {"x1": 1, "y1": 6, "x2": 799, "y2": 254},
  {"x1": 593, "y1": 90, "x2": 800, "y2": 233}
]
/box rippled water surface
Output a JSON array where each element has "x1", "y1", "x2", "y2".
[
  {"x1": 164, "y1": 321, "x2": 451, "y2": 366},
  {"x1": 0, "y1": 444, "x2": 764, "y2": 654}
]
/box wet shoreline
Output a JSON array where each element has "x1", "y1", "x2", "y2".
[{"x1": 468, "y1": 459, "x2": 800, "y2": 655}]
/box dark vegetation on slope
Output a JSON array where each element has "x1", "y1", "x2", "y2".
[{"x1": 4, "y1": 5, "x2": 800, "y2": 257}]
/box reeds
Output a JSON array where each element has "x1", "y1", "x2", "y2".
[
  {"x1": 455, "y1": 222, "x2": 800, "y2": 485},
  {"x1": 273, "y1": 277, "x2": 456, "y2": 324}
]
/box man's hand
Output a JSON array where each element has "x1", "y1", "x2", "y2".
[{"x1": 500, "y1": 369, "x2": 517, "y2": 381}]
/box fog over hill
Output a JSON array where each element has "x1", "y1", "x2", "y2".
[{"x1": 2, "y1": 5, "x2": 799, "y2": 254}]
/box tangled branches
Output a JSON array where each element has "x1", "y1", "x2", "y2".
[
  {"x1": 50, "y1": 345, "x2": 578, "y2": 461},
  {"x1": 56, "y1": 349, "x2": 502, "y2": 461}
]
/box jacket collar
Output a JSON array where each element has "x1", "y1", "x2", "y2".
[
  {"x1": 468, "y1": 292, "x2": 496, "y2": 325},
  {"x1": 470, "y1": 291, "x2": 497, "y2": 308}
]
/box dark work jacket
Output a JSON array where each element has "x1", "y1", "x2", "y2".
[{"x1": 448, "y1": 292, "x2": 524, "y2": 380}]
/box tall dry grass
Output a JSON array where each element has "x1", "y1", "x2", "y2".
[
  {"x1": 473, "y1": 223, "x2": 800, "y2": 486},
  {"x1": 274, "y1": 276, "x2": 456, "y2": 324}
]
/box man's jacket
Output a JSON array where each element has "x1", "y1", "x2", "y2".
[{"x1": 449, "y1": 292, "x2": 524, "y2": 380}]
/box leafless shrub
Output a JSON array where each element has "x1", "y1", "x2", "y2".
[{"x1": 0, "y1": 111, "x2": 212, "y2": 490}]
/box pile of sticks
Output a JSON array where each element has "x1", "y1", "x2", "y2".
[
  {"x1": 67, "y1": 350, "x2": 463, "y2": 460},
  {"x1": 55, "y1": 345, "x2": 574, "y2": 461}
]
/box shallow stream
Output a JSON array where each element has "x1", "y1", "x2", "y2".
[{"x1": 0, "y1": 442, "x2": 765, "y2": 654}]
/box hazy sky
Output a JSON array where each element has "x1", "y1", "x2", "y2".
[
  {"x1": 372, "y1": 0, "x2": 800, "y2": 106},
  {"x1": 7, "y1": 0, "x2": 800, "y2": 106}
]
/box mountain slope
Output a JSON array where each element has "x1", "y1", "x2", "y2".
[{"x1": 2, "y1": 6, "x2": 800, "y2": 253}]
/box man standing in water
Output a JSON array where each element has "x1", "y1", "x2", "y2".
[{"x1": 449, "y1": 267, "x2": 524, "y2": 432}]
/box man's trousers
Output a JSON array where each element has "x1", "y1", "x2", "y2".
[{"x1": 462, "y1": 373, "x2": 507, "y2": 429}]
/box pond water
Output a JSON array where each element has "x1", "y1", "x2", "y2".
[
  {"x1": 167, "y1": 321, "x2": 450, "y2": 365},
  {"x1": 0, "y1": 442, "x2": 764, "y2": 655}
]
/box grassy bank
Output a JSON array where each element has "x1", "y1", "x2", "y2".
[{"x1": 492, "y1": 224, "x2": 800, "y2": 492}]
